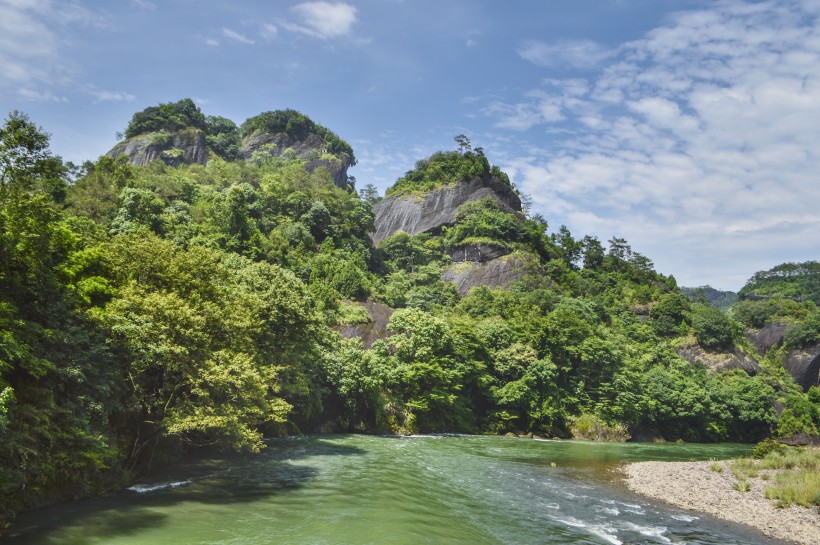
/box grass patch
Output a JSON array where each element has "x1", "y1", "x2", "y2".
[
  {"x1": 765, "y1": 469, "x2": 820, "y2": 508},
  {"x1": 730, "y1": 444, "x2": 820, "y2": 508},
  {"x1": 734, "y1": 481, "x2": 751, "y2": 492},
  {"x1": 709, "y1": 461, "x2": 723, "y2": 473}
]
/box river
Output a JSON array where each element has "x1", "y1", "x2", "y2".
[{"x1": 5, "y1": 435, "x2": 791, "y2": 544}]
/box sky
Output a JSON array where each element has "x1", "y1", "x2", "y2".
[{"x1": 1, "y1": 0, "x2": 818, "y2": 291}]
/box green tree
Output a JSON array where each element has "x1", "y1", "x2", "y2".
[{"x1": 691, "y1": 305, "x2": 737, "y2": 351}]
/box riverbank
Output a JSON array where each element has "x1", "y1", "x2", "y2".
[{"x1": 621, "y1": 460, "x2": 820, "y2": 545}]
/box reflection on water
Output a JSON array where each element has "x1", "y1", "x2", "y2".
[{"x1": 6, "y1": 435, "x2": 792, "y2": 545}]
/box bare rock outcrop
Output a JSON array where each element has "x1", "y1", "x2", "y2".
[
  {"x1": 447, "y1": 242, "x2": 510, "y2": 263},
  {"x1": 676, "y1": 344, "x2": 761, "y2": 375},
  {"x1": 107, "y1": 129, "x2": 208, "y2": 167},
  {"x1": 442, "y1": 253, "x2": 542, "y2": 296},
  {"x1": 782, "y1": 343, "x2": 820, "y2": 390},
  {"x1": 746, "y1": 321, "x2": 790, "y2": 355},
  {"x1": 371, "y1": 176, "x2": 522, "y2": 244},
  {"x1": 336, "y1": 301, "x2": 394, "y2": 348},
  {"x1": 240, "y1": 131, "x2": 352, "y2": 189}
]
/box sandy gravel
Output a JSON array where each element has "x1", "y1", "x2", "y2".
[{"x1": 621, "y1": 461, "x2": 820, "y2": 545}]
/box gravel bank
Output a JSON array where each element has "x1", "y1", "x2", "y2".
[{"x1": 621, "y1": 461, "x2": 820, "y2": 545}]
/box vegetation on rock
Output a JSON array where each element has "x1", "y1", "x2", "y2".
[{"x1": 1, "y1": 109, "x2": 818, "y2": 526}]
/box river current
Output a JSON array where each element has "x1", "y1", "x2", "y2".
[{"x1": 6, "y1": 435, "x2": 790, "y2": 544}]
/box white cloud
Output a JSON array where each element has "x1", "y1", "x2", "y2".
[
  {"x1": 130, "y1": 0, "x2": 156, "y2": 10},
  {"x1": 518, "y1": 39, "x2": 615, "y2": 68},
  {"x1": 222, "y1": 27, "x2": 255, "y2": 45},
  {"x1": 86, "y1": 88, "x2": 136, "y2": 103},
  {"x1": 286, "y1": 1, "x2": 357, "y2": 40},
  {"x1": 488, "y1": 0, "x2": 820, "y2": 289},
  {"x1": 0, "y1": 0, "x2": 106, "y2": 93},
  {"x1": 261, "y1": 22, "x2": 278, "y2": 40},
  {"x1": 17, "y1": 86, "x2": 67, "y2": 102}
]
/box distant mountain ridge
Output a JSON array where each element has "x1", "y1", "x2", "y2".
[{"x1": 680, "y1": 286, "x2": 738, "y2": 310}]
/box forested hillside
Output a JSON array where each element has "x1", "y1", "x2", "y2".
[{"x1": 1, "y1": 102, "x2": 818, "y2": 524}]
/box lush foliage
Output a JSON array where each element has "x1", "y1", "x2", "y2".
[
  {"x1": 124, "y1": 99, "x2": 207, "y2": 139},
  {"x1": 738, "y1": 261, "x2": 820, "y2": 305},
  {"x1": 387, "y1": 149, "x2": 511, "y2": 196},
  {"x1": 1, "y1": 110, "x2": 816, "y2": 526}
]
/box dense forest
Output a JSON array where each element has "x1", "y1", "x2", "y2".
[{"x1": 0, "y1": 102, "x2": 818, "y2": 524}]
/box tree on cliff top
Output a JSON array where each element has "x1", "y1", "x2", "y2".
[
  {"x1": 124, "y1": 98, "x2": 207, "y2": 138},
  {"x1": 240, "y1": 109, "x2": 356, "y2": 165}
]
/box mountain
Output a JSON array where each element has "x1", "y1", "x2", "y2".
[
  {"x1": 680, "y1": 286, "x2": 738, "y2": 310},
  {"x1": 107, "y1": 99, "x2": 355, "y2": 189},
  {"x1": 1, "y1": 104, "x2": 818, "y2": 526}
]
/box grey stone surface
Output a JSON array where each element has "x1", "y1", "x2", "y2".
[
  {"x1": 107, "y1": 129, "x2": 208, "y2": 167},
  {"x1": 676, "y1": 345, "x2": 761, "y2": 375},
  {"x1": 240, "y1": 131, "x2": 352, "y2": 189},
  {"x1": 782, "y1": 343, "x2": 820, "y2": 390},
  {"x1": 442, "y1": 254, "x2": 540, "y2": 296},
  {"x1": 447, "y1": 243, "x2": 510, "y2": 263},
  {"x1": 336, "y1": 301, "x2": 395, "y2": 348},
  {"x1": 371, "y1": 176, "x2": 522, "y2": 244}
]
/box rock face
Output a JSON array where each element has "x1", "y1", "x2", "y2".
[
  {"x1": 107, "y1": 129, "x2": 208, "y2": 167},
  {"x1": 442, "y1": 254, "x2": 541, "y2": 296},
  {"x1": 106, "y1": 127, "x2": 352, "y2": 189},
  {"x1": 746, "y1": 321, "x2": 790, "y2": 355},
  {"x1": 782, "y1": 343, "x2": 820, "y2": 390},
  {"x1": 746, "y1": 322, "x2": 820, "y2": 390},
  {"x1": 676, "y1": 344, "x2": 761, "y2": 375},
  {"x1": 447, "y1": 243, "x2": 509, "y2": 263},
  {"x1": 240, "y1": 131, "x2": 352, "y2": 189},
  {"x1": 371, "y1": 176, "x2": 522, "y2": 244},
  {"x1": 336, "y1": 301, "x2": 394, "y2": 348}
]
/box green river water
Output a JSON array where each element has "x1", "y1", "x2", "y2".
[{"x1": 5, "y1": 435, "x2": 791, "y2": 545}]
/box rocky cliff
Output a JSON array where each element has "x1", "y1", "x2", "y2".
[
  {"x1": 442, "y1": 253, "x2": 543, "y2": 296},
  {"x1": 107, "y1": 128, "x2": 208, "y2": 167},
  {"x1": 745, "y1": 321, "x2": 820, "y2": 390},
  {"x1": 782, "y1": 344, "x2": 820, "y2": 390},
  {"x1": 241, "y1": 131, "x2": 352, "y2": 189},
  {"x1": 676, "y1": 344, "x2": 761, "y2": 375},
  {"x1": 371, "y1": 176, "x2": 522, "y2": 244}
]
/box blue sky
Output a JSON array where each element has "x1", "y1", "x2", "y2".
[{"x1": 1, "y1": 0, "x2": 818, "y2": 291}]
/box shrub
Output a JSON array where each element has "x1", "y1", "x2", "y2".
[
  {"x1": 692, "y1": 305, "x2": 736, "y2": 350},
  {"x1": 569, "y1": 413, "x2": 630, "y2": 441},
  {"x1": 125, "y1": 98, "x2": 206, "y2": 138},
  {"x1": 753, "y1": 438, "x2": 786, "y2": 459}
]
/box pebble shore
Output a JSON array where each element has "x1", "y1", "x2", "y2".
[{"x1": 621, "y1": 460, "x2": 820, "y2": 545}]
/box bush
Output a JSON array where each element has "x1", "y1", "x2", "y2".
[
  {"x1": 783, "y1": 313, "x2": 820, "y2": 349},
  {"x1": 692, "y1": 305, "x2": 736, "y2": 350},
  {"x1": 125, "y1": 98, "x2": 206, "y2": 138},
  {"x1": 387, "y1": 149, "x2": 507, "y2": 196},
  {"x1": 753, "y1": 438, "x2": 786, "y2": 459},
  {"x1": 570, "y1": 413, "x2": 630, "y2": 441},
  {"x1": 240, "y1": 109, "x2": 355, "y2": 164}
]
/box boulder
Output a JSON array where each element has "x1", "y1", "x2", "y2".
[{"x1": 746, "y1": 321, "x2": 790, "y2": 355}]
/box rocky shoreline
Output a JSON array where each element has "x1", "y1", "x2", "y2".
[{"x1": 621, "y1": 460, "x2": 820, "y2": 545}]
